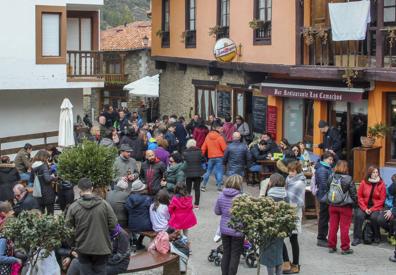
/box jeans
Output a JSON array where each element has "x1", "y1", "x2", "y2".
[
  {"x1": 202, "y1": 157, "x2": 224, "y2": 188},
  {"x1": 249, "y1": 164, "x2": 263, "y2": 173},
  {"x1": 353, "y1": 208, "x2": 381, "y2": 240},
  {"x1": 328, "y1": 205, "x2": 353, "y2": 251},
  {"x1": 186, "y1": 177, "x2": 201, "y2": 205},
  {"x1": 317, "y1": 202, "x2": 329, "y2": 241},
  {"x1": 266, "y1": 265, "x2": 282, "y2": 275},
  {"x1": 282, "y1": 234, "x2": 299, "y2": 265},
  {"x1": 221, "y1": 234, "x2": 244, "y2": 275},
  {"x1": 377, "y1": 210, "x2": 396, "y2": 235},
  {"x1": 67, "y1": 254, "x2": 108, "y2": 275}
]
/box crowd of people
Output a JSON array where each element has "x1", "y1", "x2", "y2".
[{"x1": 0, "y1": 106, "x2": 396, "y2": 275}]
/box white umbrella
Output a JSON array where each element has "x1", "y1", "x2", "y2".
[
  {"x1": 58, "y1": 98, "x2": 75, "y2": 147},
  {"x1": 123, "y1": 74, "x2": 159, "y2": 97}
]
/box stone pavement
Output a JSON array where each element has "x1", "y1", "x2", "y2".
[{"x1": 130, "y1": 181, "x2": 396, "y2": 275}]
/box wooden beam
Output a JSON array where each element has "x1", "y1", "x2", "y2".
[
  {"x1": 376, "y1": 0, "x2": 384, "y2": 67},
  {"x1": 295, "y1": 0, "x2": 304, "y2": 65}
]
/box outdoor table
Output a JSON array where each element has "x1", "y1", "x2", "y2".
[{"x1": 256, "y1": 159, "x2": 277, "y2": 180}]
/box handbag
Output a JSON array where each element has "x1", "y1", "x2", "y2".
[
  {"x1": 362, "y1": 220, "x2": 374, "y2": 244},
  {"x1": 32, "y1": 172, "x2": 42, "y2": 198},
  {"x1": 58, "y1": 180, "x2": 73, "y2": 191},
  {"x1": 241, "y1": 123, "x2": 253, "y2": 144}
]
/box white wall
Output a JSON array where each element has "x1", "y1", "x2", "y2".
[
  {"x1": 0, "y1": 89, "x2": 83, "y2": 138},
  {"x1": 0, "y1": 0, "x2": 103, "y2": 90}
]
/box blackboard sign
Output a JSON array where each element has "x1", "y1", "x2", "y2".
[
  {"x1": 252, "y1": 96, "x2": 267, "y2": 133},
  {"x1": 217, "y1": 91, "x2": 231, "y2": 118}
]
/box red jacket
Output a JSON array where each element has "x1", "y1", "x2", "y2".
[
  {"x1": 193, "y1": 126, "x2": 209, "y2": 148},
  {"x1": 201, "y1": 131, "x2": 227, "y2": 159},
  {"x1": 222, "y1": 122, "x2": 236, "y2": 142},
  {"x1": 168, "y1": 195, "x2": 197, "y2": 230},
  {"x1": 357, "y1": 179, "x2": 386, "y2": 212}
]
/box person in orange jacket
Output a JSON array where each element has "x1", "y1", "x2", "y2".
[{"x1": 201, "y1": 122, "x2": 227, "y2": 192}]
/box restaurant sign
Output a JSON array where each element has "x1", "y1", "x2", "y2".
[{"x1": 260, "y1": 83, "x2": 364, "y2": 102}]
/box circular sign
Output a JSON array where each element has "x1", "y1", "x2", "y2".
[{"x1": 213, "y1": 38, "x2": 237, "y2": 62}]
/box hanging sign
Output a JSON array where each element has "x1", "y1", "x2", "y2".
[{"x1": 213, "y1": 38, "x2": 237, "y2": 62}]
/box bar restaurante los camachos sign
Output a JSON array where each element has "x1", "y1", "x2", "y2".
[{"x1": 260, "y1": 83, "x2": 365, "y2": 101}]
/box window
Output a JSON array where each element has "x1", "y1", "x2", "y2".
[
  {"x1": 36, "y1": 5, "x2": 66, "y2": 64},
  {"x1": 385, "y1": 0, "x2": 396, "y2": 24},
  {"x1": 217, "y1": 0, "x2": 230, "y2": 39},
  {"x1": 185, "y1": 0, "x2": 196, "y2": 48},
  {"x1": 162, "y1": 0, "x2": 170, "y2": 47},
  {"x1": 303, "y1": 99, "x2": 314, "y2": 147},
  {"x1": 387, "y1": 94, "x2": 396, "y2": 163},
  {"x1": 195, "y1": 87, "x2": 217, "y2": 120},
  {"x1": 254, "y1": 0, "x2": 272, "y2": 44}
]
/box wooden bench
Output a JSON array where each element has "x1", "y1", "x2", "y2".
[{"x1": 122, "y1": 250, "x2": 180, "y2": 275}]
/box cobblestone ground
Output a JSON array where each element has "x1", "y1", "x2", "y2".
[{"x1": 125, "y1": 179, "x2": 396, "y2": 275}]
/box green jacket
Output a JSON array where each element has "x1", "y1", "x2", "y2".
[
  {"x1": 14, "y1": 149, "x2": 31, "y2": 173},
  {"x1": 66, "y1": 194, "x2": 117, "y2": 255},
  {"x1": 165, "y1": 162, "x2": 186, "y2": 192}
]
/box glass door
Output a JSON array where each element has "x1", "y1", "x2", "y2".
[
  {"x1": 387, "y1": 95, "x2": 396, "y2": 163},
  {"x1": 283, "y1": 98, "x2": 304, "y2": 144}
]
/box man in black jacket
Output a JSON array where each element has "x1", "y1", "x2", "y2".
[
  {"x1": 318, "y1": 120, "x2": 342, "y2": 160},
  {"x1": 249, "y1": 140, "x2": 268, "y2": 173},
  {"x1": 140, "y1": 150, "x2": 166, "y2": 196},
  {"x1": 13, "y1": 184, "x2": 40, "y2": 216},
  {"x1": 261, "y1": 133, "x2": 280, "y2": 156}
]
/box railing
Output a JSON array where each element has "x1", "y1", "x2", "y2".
[
  {"x1": 216, "y1": 26, "x2": 229, "y2": 40},
  {"x1": 301, "y1": 25, "x2": 396, "y2": 68},
  {"x1": 0, "y1": 131, "x2": 58, "y2": 156},
  {"x1": 161, "y1": 31, "x2": 170, "y2": 48},
  {"x1": 254, "y1": 21, "x2": 271, "y2": 43},
  {"x1": 104, "y1": 74, "x2": 129, "y2": 85},
  {"x1": 67, "y1": 50, "x2": 103, "y2": 78},
  {"x1": 185, "y1": 30, "x2": 196, "y2": 48}
]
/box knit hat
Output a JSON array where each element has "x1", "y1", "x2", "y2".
[
  {"x1": 116, "y1": 178, "x2": 128, "y2": 190},
  {"x1": 318, "y1": 120, "x2": 328, "y2": 128},
  {"x1": 119, "y1": 144, "x2": 133, "y2": 152},
  {"x1": 131, "y1": 179, "x2": 146, "y2": 192}
]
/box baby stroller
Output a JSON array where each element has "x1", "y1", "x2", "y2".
[{"x1": 208, "y1": 232, "x2": 258, "y2": 268}]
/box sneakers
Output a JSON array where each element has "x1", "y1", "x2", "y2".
[
  {"x1": 217, "y1": 186, "x2": 223, "y2": 192},
  {"x1": 341, "y1": 249, "x2": 354, "y2": 255},
  {"x1": 328, "y1": 248, "x2": 337, "y2": 253},
  {"x1": 200, "y1": 186, "x2": 206, "y2": 192},
  {"x1": 351, "y1": 238, "x2": 361, "y2": 246},
  {"x1": 282, "y1": 261, "x2": 291, "y2": 273},
  {"x1": 193, "y1": 205, "x2": 199, "y2": 210},
  {"x1": 389, "y1": 255, "x2": 396, "y2": 262},
  {"x1": 316, "y1": 239, "x2": 328, "y2": 247},
  {"x1": 373, "y1": 238, "x2": 381, "y2": 245}
]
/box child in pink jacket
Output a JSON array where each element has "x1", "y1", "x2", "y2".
[{"x1": 168, "y1": 182, "x2": 197, "y2": 236}]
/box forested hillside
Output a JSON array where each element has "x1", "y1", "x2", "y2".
[{"x1": 101, "y1": 0, "x2": 150, "y2": 29}]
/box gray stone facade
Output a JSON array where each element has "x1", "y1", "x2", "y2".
[
  {"x1": 159, "y1": 63, "x2": 245, "y2": 118},
  {"x1": 83, "y1": 88, "x2": 101, "y2": 120}
]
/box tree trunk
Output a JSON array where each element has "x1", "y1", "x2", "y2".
[{"x1": 257, "y1": 248, "x2": 262, "y2": 275}]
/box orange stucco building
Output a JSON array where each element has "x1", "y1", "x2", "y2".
[{"x1": 151, "y1": 0, "x2": 396, "y2": 173}]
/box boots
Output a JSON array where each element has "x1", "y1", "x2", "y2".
[{"x1": 282, "y1": 261, "x2": 291, "y2": 273}]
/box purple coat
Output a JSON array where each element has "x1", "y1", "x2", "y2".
[
  {"x1": 154, "y1": 147, "x2": 170, "y2": 166},
  {"x1": 214, "y1": 188, "x2": 243, "y2": 237}
]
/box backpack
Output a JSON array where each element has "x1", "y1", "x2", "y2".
[
  {"x1": 148, "y1": 231, "x2": 170, "y2": 254},
  {"x1": 326, "y1": 176, "x2": 345, "y2": 205}
]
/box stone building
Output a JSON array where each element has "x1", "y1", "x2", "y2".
[{"x1": 94, "y1": 20, "x2": 157, "y2": 117}]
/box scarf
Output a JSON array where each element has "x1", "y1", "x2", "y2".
[
  {"x1": 286, "y1": 173, "x2": 306, "y2": 207},
  {"x1": 368, "y1": 177, "x2": 380, "y2": 183}
]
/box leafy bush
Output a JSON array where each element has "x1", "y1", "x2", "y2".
[
  {"x1": 57, "y1": 140, "x2": 118, "y2": 188},
  {"x1": 229, "y1": 195, "x2": 297, "y2": 275},
  {"x1": 3, "y1": 211, "x2": 72, "y2": 267}
]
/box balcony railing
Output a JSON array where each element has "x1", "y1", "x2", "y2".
[
  {"x1": 216, "y1": 26, "x2": 229, "y2": 39},
  {"x1": 185, "y1": 30, "x2": 196, "y2": 48},
  {"x1": 161, "y1": 31, "x2": 170, "y2": 48},
  {"x1": 301, "y1": 26, "x2": 396, "y2": 68},
  {"x1": 67, "y1": 51, "x2": 103, "y2": 79},
  {"x1": 104, "y1": 74, "x2": 128, "y2": 85}
]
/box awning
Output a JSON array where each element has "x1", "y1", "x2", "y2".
[
  {"x1": 123, "y1": 74, "x2": 159, "y2": 98},
  {"x1": 258, "y1": 82, "x2": 366, "y2": 101}
]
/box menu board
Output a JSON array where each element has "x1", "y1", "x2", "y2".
[
  {"x1": 216, "y1": 91, "x2": 231, "y2": 118},
  {"x1": 252, "y1": 95, "x2": 267, "y2": 133},
  {"x1": 266, "y1": 106, "x2": 277, "y2": 140}
]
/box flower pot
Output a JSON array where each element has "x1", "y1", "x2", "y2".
[{"x1": 360, "y1": 136, "x2": 375, "y2": 148}]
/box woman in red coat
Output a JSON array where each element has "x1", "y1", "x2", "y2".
[
  {"x1": 192, "y1": 120, "x2": 209, "y2": 149},
  {"x1": 352, "y1": 166, "x2": 386, "y2": 246}
]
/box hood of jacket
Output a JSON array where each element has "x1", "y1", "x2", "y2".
[
  {"x1": 267, "y1": 187, "x2": 288, "y2": 200},
  {"x1": 100, "y1": 138, "x2": 114, "y2": 147},
  {"x1": 171, "y1": 195, "x2": 193, "y2": 210},
  {"x1": 167, "y1": 162, "x2": 185, "y2": 173},
  {"x1": 287, "y1": 172, "x2": 306, "y2": 184},
  {"x1": 77, "y1": 194, "x2": 103, "y2": 209},
  {"x1": 207, "y1": 130, "x2": 221, "y2": 140},
  {"x1": 223, "y1": 122, "x2": 234, "y2": 130},
  {"x1": 32, "y1": 161, "x2": 44, "y2": 169},
  {"x1": 222, "y1": 188, "x2": 241, "y2": 198},
  {"x1": 0, "y1": 163, "x2": 16, "y2": 173},
  {"x1": 126, "y1": 193, "x2": 151, "y2": 208}
]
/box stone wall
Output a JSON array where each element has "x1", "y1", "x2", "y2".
[
  {"x1": 83, "y1": 88, "x2": 100, "y2": 120},
  {"x1": 159, "y1": 63, "x2": 245, "y2": 118}
]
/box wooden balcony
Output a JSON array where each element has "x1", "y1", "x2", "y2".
[
  {"x1": 104, "y1": 74, "x2": 129, "y2": 86},
  {"x1": 67, "y1": 50, "x2": 104, "y2": 80}
]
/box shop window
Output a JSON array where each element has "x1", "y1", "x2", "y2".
[
  {"x1": 387, "y1": 95, "x2": 396, "y2": 163},
  {"x1": 303, "y1": 99, "x2": 314, "y2": 147},
  {"x1": 162, "y1": 0, "x2": 170, "y2": 48},
  {"x1": 253, "y1": 0, "x2": 272, "y2": 45},
  {"x1": 196, "y1": 87, "x2": 217, "y2": 120},
  {"x1": 217, "y1": 0, "x2": 230, "y2": 39},
  {"x1": 185, "y1": 0, "x2": 196, "y2": 48},
  {"x1": 283, "y1": 98, "x2": 304, "y2": 144}
]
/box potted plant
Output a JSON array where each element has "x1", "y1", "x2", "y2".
[
  {"x1": 3, "y1": 211, "x2": 72, "y2": 274},
  {"x1": 229, "y1": 195, "x2": 297, "y2": 275},
  {"x1": 361, "y1": 122, "x2": 391, "y2": 148},
  {"x1": 57, "y1": 139, "x2": 118, "y2": 197},
  {"x1": 155, "y1": 29, "x2": 164, "y2": 38},
  {"x1": 249, "y1": 18, "x2": 265, "y2": 30},
  {"x1": 208, "y1": 25, "x2": 221, "y2": 38}
]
